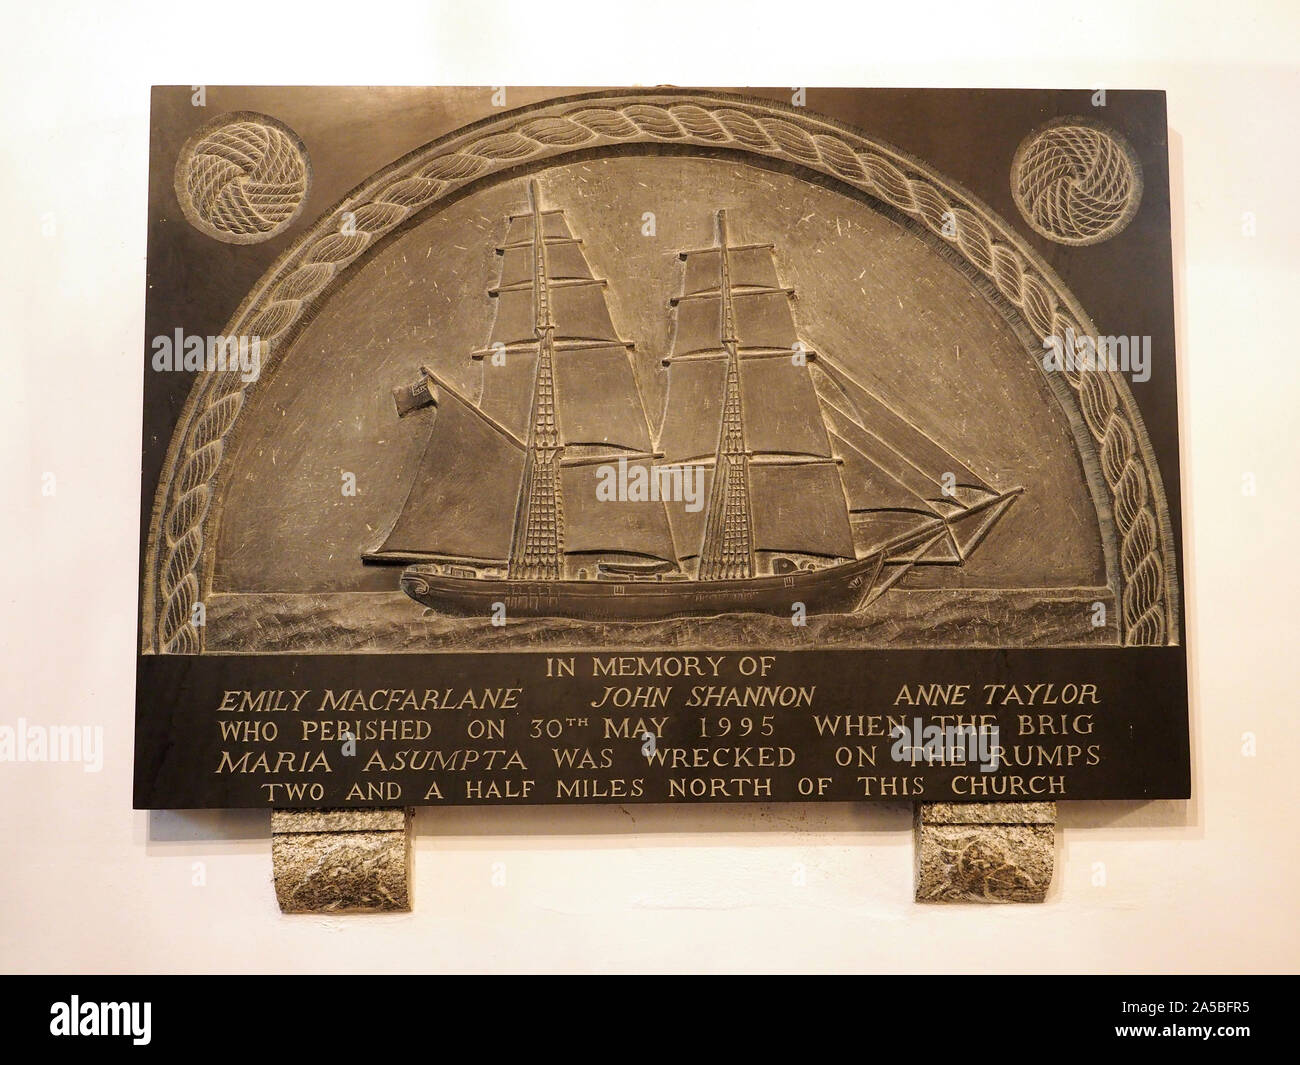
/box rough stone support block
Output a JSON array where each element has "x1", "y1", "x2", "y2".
[
  {"x1": 271, "y1": 808, "x2": 413, "y2": 913},
  {"x1": 914, "y1": 802, "x2": 1055, "y2": 903}
]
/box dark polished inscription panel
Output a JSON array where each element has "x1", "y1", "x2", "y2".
[{"x1": 136, "y1": 649, "x2": 1188, "y2": 807}]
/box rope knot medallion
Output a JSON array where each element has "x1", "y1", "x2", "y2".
[
  {"x1": 175, "y1": 112, "x2": 311, "y2": 243},
  {"x1": 1011, "y1": 119, "x2": 1142, "y2": 246}
]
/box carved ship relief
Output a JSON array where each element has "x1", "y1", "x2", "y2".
[{"x1": 364, "y1": 181, "x2": 1021, "y2": 620}]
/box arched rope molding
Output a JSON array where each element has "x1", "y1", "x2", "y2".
[{"x1": 143, "y1": 91, "x2": 1179, "y2": 653}]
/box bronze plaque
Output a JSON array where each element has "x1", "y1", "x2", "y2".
[{"x1": 135, "y1": 87, "x2": 1188, "y2": 808}]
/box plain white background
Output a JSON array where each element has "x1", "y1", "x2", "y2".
[{"x1": 0, "y1": 0, "x2": 1296, "y2": 974}]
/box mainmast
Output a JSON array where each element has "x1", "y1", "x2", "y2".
[
  {"x1": 508, "y1": 180, "x2": 565, "y2": 579},
  {"x1": 698, "y1": 210, "x2": 755, "y2": 581}
]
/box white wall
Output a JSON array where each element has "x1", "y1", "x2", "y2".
[{"x1": 1, "y1": 0, "x2": 1296, "y2": 974}]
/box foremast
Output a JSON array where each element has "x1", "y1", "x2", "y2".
[{"x1": 508, "y1": 180, "x2": 565, "y2": 579}]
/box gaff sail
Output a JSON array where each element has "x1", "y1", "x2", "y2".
[{"x1": 363, "y1": 383, "x2": 526, "y2": 565}]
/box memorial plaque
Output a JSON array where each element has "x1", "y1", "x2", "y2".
[{"x1": 135, "y1": 87, "x2": 1189, "y2": 810}]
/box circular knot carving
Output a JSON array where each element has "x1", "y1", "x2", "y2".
[
  {"x1": 176, "y1": 113, "x2": 310, "y2": 243},
  {"x1": 1011, "y1": 120, "x2": 1142, "y2": 245}
]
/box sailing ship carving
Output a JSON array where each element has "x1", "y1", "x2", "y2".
[{"x1": 363, "y1": 181, "x2": 1021, "y2": 619}]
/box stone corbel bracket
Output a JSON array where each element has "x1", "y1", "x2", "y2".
[
  {"x1": 915, "y1": 802, "x2": 1056, "y2": 903},
  {"x1": 269, "y1": 802, "x2": 1053, "y2": 912},
  {"x1": 271, "y1": 808, "x2": 413, "y2": 913}
]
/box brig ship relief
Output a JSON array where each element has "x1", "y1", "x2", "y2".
[{"x1": 364, "y1": 181, "x2": 1020, "y2": 620}]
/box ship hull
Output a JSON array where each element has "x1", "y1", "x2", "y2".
[{"x1": 399, "y1": 553, "x2": 887, "y2": 621}]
